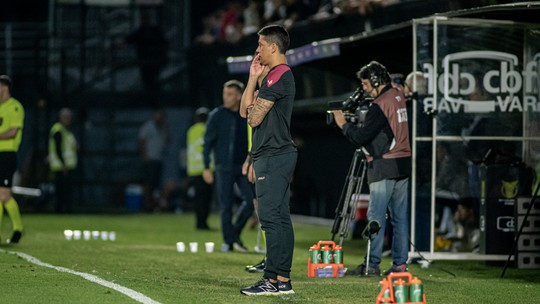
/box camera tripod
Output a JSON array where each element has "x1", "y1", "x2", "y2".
[{"x1": 331, "y1": 149, "x2": 368, "y2": 247}]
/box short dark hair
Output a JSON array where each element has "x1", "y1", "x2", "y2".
[
  {"x1": 0, "y1": 75, "x2": 12, "y2": 91},
  {"x1": 357, "y1": 61, "x2": 391, "y2": 87},
  {"x1": 258, "y1": 25, "x2": 290, "y2": 54},
  {"x1": 224, "y1": 79, "x2": 244, "y2": 93}
]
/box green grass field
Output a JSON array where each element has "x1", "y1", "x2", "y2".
[{"x1": 1, "y1": 213, "x2": 539, "y2": 303}]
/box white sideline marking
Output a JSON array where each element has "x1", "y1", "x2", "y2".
[{"x1": 0, "y1": 249, "x2": 161, "y2": 304}]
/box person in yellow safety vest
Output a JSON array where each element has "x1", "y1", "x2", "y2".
[
  {"x1": 48, "y1": 108, "x2": 78, "y2": 213},
  {"x1": 186, "y1": 107, "x2": 213, "y2": 230},
  {"x1": 0, "y1": 75, "x2": 25, "y2": 244}
]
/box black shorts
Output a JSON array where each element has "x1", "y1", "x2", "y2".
[{"x1": 0, "y1": 152, "x2": 17, "y2": 187}]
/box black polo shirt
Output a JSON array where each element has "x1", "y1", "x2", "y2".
[{"x1": 251, "y1": 64, "x2": 297, "y2": 160}]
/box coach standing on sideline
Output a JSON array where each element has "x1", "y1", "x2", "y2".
[
  {"x1": 0, "y1": 75, "x2": 25, "y2": 244},
  {"x1": 239, "y1": 25, "x2": 297, "y2": 296},
  {"x1": 203, "y1": 80, "x2": 254, "y2": 252},
  {"x1": 333, "y1": 61, "x2": 411, "y2": 276}
]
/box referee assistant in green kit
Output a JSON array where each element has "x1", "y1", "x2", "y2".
[
  {"x1": 0, "y1": 75, "x2": 25, "y2": 244},
  {"x1": 239, "y1": 25, "x2": 297, "y2": 296}
]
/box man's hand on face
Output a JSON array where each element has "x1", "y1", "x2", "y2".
[{"x1": 250, "y1": 54, "x2": 265, "y2": 79}]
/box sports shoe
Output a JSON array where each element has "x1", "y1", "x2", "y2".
[
  {"x1": 278, "y1": 280, "x2": 295, "y2": 294},
  {"x1": 240, "y1": 277, "x2": 279, "y2": 296},
  {"x1": 383, "y1": 264, "x2": 408, "y2": 275},
  {"x1": 245, "y1": 258, "x2": 265, "y2": 273},
  {"x1": 7, "y1": 231, "x2": 22, "y2": 244},
  {"x1": 233, "y1": 242, "x2": 248, "y2": 252},
  {"x1": 345, "y1": 263, "x2": 380, "y2": 276}
]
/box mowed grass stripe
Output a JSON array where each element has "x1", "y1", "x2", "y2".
[{"x1": 1, "y1": 248, "x2": 161, "y2": 304}]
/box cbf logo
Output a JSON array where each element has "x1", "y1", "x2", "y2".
[
  {"x1": 422, "y1": 51, "x2": 540, "y2": 113},
  {"x1": 497, "y1": 216, "x2": 515, "y2": 232}
]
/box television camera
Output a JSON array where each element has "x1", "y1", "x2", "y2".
[{"x1": 326, "y1": 87, "x2": 373, "y2": 126}]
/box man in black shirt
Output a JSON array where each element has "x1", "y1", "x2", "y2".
[
  {"x1": 203, "y1": 80, "x2": 254, "y2": 252},
  {"x1": 239, "y1": 25, "x2": 297, "y2": 296}
]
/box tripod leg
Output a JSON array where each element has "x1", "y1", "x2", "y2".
[
  {"x1": 339, "y1": 157, "x2": 367, "y2": 246},
  {"x1": 254, "y1": 225, "x2": 266, "y2": 253},
  {"x1": 332, "y1": 150, "x2": 368, "y2": 247},
  {"x1": 365, "y1": 239, "x2": 371, "y2": 276},
  {"x1": 332, "y1": 152, "x2": 360, "y2": 240}
]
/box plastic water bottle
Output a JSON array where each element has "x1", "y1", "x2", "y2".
[
  {"x1": 333, "y1": 245, "x2": 343, "y2": 264},
  {"x1": 393, "y1": 278, "x2": 408, "y2": 303},
  {"x1": 378, "y1": 279, "x2": 391, "y2": 304},
  {"x1": 409, "y1": 276, "x2": 423, "y2": 302},
  {"x1": 309, "y1": 245, "x2": 320, "y2": 264},
  {"x1": 321, "y1": 245, "x2": 332, "y2": 264}
]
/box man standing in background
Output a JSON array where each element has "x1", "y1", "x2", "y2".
[
  {"x1": 186, "y1": 107, "x2": 213, "y2": 230},
  {"x1": 203, "y1": 80, "x2": 254, "y2": 252},
  {"x1": 139, "y1": 109, "x2": 169, "y2": 212},
  {"x1": 0, "y1": 75, "x2": 25, "y2": 243},
  {"x1": 48, "y1": 108, "x2": 78, "y2": 214}
]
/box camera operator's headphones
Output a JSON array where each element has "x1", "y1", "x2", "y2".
[{"x1": 365, "y1": 62, "x2": 390, "y2": 88}]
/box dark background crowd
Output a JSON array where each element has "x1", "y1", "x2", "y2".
[{"x1": 193, "y1": 1, "x2": 405, "y2": 45}]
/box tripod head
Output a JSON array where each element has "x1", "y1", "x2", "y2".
[{"x1": 362, "y1": 220, "x2": 381, "y2": 240}]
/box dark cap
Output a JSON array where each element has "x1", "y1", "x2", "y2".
[
  {"x1": 195, "y1": 107, "x2": 209, "y2": 116},
  {"x1": 194, "y1": 107, "x2": 209, "y2": 122},
  {"x1": 0, "y1": 75, "x2": 12, "y2": 90}
]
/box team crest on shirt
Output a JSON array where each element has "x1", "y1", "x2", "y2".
[{"x1": 266, "y1": 65, "x2": 290, "y2": 88}]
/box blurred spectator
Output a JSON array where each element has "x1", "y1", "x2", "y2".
[
  {"x1": 195, "y1": 11, "x2": 223, "y2": 45},
  {"x1": 242, "y1": 0, "x2": 263, "y2": 35},
  {"x1": 436, "y1": 142, "x2": 469, "y2": 238},
  {"x1": 125, "y1": 11, "x2": 168, "y2": 92},
  {"x1": 193, "y1": 0, "x2": 406, "y2": 45},
  {"x1": 263, "y1": 0, "x2": 287, "y2": 25},
  {"x1": 48, "y1": 108, "x2": 78, "y2": 214},
  {"x1": 404, "y1": 71, "x2": 427, "y2": 97},
  {"x1": 352, "y1": 0, "x2": 401, "y2": 16},
  {"x1": 186, "y1": 107, "x2": 213, "y2": 230},
  {"x1": 139, "y1": 109, "x2": 169, "y2": 212},
  {"x1": 452, "y1": 198, "x2": 479, "y2": 252},
  {"x1": 390, "y1": 73, "x2": 405, "y2": 90},
  {"x1": 221, "y1": 0, "x2": 244, "y2": 43}
]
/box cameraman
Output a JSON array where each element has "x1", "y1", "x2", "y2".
[{"x1": 332, "y1": 61, "x2": 411, "y2": 276}]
